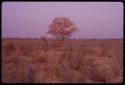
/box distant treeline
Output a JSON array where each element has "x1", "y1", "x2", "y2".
[{"x1": 2, "y1": 37, "x2": 123, "y2": 41}]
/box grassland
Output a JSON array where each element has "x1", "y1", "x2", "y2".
[{"x1": 2, "y1": 38, "x2": 123, "y2": 83}]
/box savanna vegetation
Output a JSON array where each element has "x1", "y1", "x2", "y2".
[{"x1": 2, "y1": 38, "x2": 123, "y2": 83}]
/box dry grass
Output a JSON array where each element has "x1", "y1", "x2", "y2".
[{"x1": 2, "y1": 39, "x2": 123, "y2": 83}]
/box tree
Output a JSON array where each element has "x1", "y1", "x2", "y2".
[{"x1": 46, "y1": 17, "x2": 78, "y2": 41}]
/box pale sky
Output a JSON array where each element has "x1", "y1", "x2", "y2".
[{"x1": 2, "y1": 2, "x2": 123, "y2": 39}]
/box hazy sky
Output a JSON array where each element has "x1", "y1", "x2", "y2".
[{"x1": 2, "y1": 2, "x2": 123, "y2": 39}]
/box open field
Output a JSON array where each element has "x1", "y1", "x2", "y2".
[{"x1": 2, "y1": 39, "x2": 123, "y2": 83}]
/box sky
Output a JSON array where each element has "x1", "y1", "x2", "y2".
[{"x1": 2, "y1": 2, "x2": 123, "y2": 39}]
